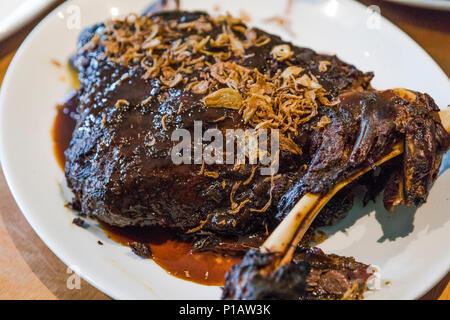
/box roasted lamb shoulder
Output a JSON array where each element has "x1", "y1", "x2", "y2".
[{"x1": 65, "y1": 11, "x2": 450, "y2": 240}]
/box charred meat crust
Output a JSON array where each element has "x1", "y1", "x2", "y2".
[
  {"x1": 129, "y1": 241, "x2": 153, "y2": 258},
  {"x1": 221, "y1": 249, "x2": 310, "y2": 300}
]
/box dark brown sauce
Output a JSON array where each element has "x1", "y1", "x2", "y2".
[
  {"x1": 52, "y1": 88, "x2": 241, "y2": 286},
  {"x1": 100, "y1": 222, "x2": 241, "y2": 286}
]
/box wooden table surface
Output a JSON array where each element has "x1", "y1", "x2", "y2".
[{"x1": 0, "y1": 0, "x2": 448, "y2": 300}]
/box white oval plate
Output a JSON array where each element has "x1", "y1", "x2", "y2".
[
  {"x1": 384, "y1": 0, "x2": 450, "y2": 11},
  {"x1": 0, "y1": 0, "x2": 57, "y2": 42},
  {"x1": 0, "y1": 0, "x2": 449, "y2": 300}
]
